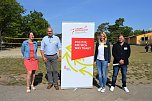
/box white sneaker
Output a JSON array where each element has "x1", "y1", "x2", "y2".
[
  {"x1": 31, "y1": 85, "x2": 36, "y2": 90},
  {"x1": 101, "y1": 88, "x2": 106, "y2": 93},
  {"x1": 26, "y1": 87, "x2": 31, "y2": 93},
  {"x1": 97, "y1": 87, "x2": 102, "y2": 92},
  {"x1": 110, "y1": 86, "x2": 115, "y2": 92},
  {"x1": 123, "y1": 87, "x2": 129, "y2": 93}
]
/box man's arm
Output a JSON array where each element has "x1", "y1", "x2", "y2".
[
  {"x1": 58, "y1": 50, "x2": 62, "y2": 62},
  {"x1": 112, "y1": 44, "x2": 121, "y2": 62},
  {"x1": 58, "y1": 50, "x2": 62, "y2": 57},
  {"x1": 57, "y1": 36, "x2": 62, "y2": 61},
  {"x1": 40, "y1": 38, "x2": 47, "y2": 62},
  {"x1": 127, "y1": 44, "x2": 131, "y2": 58},
  {"x1": 40, "y1": 50, "x2": 47, "y2": 62}
]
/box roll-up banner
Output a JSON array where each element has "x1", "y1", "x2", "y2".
[{"x1": 61, "y1": 22, "x2": 95, "y2": 89}]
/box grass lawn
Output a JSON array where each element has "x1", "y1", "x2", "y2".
[{"x1": 0, "y1": 45, "x2": 152, "y2": 85}]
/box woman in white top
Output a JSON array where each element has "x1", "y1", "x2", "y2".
[{"x1": 94, "y1": 32, "x2": 111, "y2": 93}]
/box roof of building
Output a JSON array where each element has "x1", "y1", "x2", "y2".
[{"x1": 125, "y1": 32, "x2": 152, "y2": 38}]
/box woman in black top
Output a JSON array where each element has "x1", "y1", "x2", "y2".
[{"x1": 94, "y1": 32, "x2": 111, "y2": 93}]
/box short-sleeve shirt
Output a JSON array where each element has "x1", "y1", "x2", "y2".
[{"x1": 40, "y1": 35, "x2": 62, "y2": 55}]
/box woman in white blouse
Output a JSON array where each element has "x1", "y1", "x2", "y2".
[{"x1": 94, "y1": 32, "x2": 111, "y2": 93}]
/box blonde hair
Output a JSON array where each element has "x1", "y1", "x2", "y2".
[{"x1": 98, "y1": 32, "x2": 107, "y2": 44}]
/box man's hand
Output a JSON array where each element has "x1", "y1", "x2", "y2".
[
  {"x1": 58, "y1": 57, "x2": 61, "y2": 62},
  {"x1": 43, "y1": 57, "x2": 47, "y2": 62},
  {"x1": 119, "y1": 59, "x2": 124, "y2": 65},
  {"x1": 40, "y1": 50, "x2": 47, "y2": 62}
]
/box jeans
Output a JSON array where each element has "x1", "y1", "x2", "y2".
[
  {"x1": 111, "y1": 65, "x2": 127, "y2": 87},
  {"x1": 96, "y1": 59, "x2": 108, "y2": 88}
]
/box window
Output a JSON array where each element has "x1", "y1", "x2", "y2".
[
  {"x1": 145, "y1": 37, "x2": 148, "y2": 41},
  {"x1": 141, "y1": 37, "x2": 144, "y2": 41},
  {"x1": 141, "y1": 37, "x2": 148, "y2": 41}
]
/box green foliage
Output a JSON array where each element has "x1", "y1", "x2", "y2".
[
  {"x1": 115, "y1": 18, "x2": 124, "y2": 26},
  {"x1": 122, "y1": 26, "x2": 133, "y2": 36},
  {"x1": 20, "y1": 11, "x2": 49, "y2": 38},
  {"x1": 97, "y1": 22, "x2": 109, "y2": 32},
  {"x1": 133, "y1": 30, "x2": 143, "y2": 35},
  {"x1": 97, "y1": 18, "x2": 152, "y2": 44},
  {"x1": 0, "y1": 0, "x2": 24, "y2": 36},
  {"x1": 97, "y1": 18, "x2": 133, "y2": 43},
  {"x1": 0, "y1": 0, "x2": 49, "y2": 39}
]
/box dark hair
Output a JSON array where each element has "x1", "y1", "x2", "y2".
[
  {"x1": 29, "y1": 32, "x2": 33, "y2": 34},
  {"x1": 118, "y1": 34, "x2": 124, "y2": 38}
]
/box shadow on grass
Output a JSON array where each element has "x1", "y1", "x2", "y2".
[
  {"x1": 93, "y1": 78, "x2": 99, "y2": 88},
  {"x1": 44, "y1": 70, "x2": 61, "y2": 85},
  {"x1": 34, "y1": 73, "x2": 43, "y2": 86},
  {"x1": 140, "y1": 52, "x2": 147, "y2": 53}
]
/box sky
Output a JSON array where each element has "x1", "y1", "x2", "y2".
[{"x1": 17, "y1": 0, "x2": 152, "y2": 34}]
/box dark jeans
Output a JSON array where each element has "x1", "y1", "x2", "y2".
[
  {"x1": 111, "y1": 65, "x2": 127, "y2": 87},
  {"x1": 45, "y1": 54, "x2": 59, "y2": 85}
]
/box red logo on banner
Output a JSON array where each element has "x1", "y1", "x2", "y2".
[
  {"x1": 71, "y1": 38, "x2": 94, "y2": 60},
  {"x1": 71, "y1": 26, "x2": 88, "y2": 34}
]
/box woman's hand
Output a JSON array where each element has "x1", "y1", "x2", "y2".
[
  {"x1": 93, "y1": 62, "x2": 96, "y2": 66},
  {"x1": 108, "y1": 63, "x2": 110, "y2": 67}
]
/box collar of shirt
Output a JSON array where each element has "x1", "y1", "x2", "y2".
[{"x1": 48, "y1": 35, "x2": 53, "y2": 38}]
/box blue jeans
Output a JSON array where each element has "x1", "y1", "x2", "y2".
[
  {"x1": 111, "y1": 65, "x2": 127, "y2": 87},
  {"x1": 96, "y1": 59, "x2": 108, "y2": 88}
]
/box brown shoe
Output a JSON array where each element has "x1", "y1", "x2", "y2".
[
  {"x1": 54, "y1": 85, "x2": 59, "y2": 90},
  {"x1": 47, "y1": 84, "x2": 53, "y2": 89}
]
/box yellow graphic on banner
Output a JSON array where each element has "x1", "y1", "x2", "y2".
[
  {"x1": 63, "y1": 52, "x2": 78, "y2": 72},
  {"x1": 79, "y1": 66, "x2": 93, "y2": 77},
  {"x1": 62, "y1": 45, "x2": 93, "y2": 77}
]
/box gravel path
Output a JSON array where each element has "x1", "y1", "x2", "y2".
[{"x1": 0, "y1": 47, "x2": 41, "y2": 58}]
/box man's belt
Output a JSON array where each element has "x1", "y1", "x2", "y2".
[{"x1": 45, "y1": 53, "x2": 57, "y2": 56}]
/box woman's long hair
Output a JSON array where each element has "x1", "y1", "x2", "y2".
[{"x1": 98, "y1": 32, "x2": 107, "y2": 44}]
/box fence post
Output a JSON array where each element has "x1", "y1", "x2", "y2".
[{"x1": 0, "y1": 30, "x2": 2, "y2": 51}]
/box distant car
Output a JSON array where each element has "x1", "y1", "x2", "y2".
[
  {"x1": 37, "y1": 40, "x2": 41, "y2": 46},
  {"x1": 0, "y1": 38, "x2": 4, "y2": 44},
  {"x1": 0, "y1": 38, "x2": 5, "y2": 48}
]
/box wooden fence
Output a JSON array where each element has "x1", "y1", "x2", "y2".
[{"x1": 1, "y1": 37, "x2": 42, "y2": 48}]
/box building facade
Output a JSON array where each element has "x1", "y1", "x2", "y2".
[{"x1": 125, "y1": 32, "x2": 152, "y2": 45}]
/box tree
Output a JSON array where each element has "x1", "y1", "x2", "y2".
[
  {"x1": 107, "y1": 18, "x2": 133, "y2": 43},
  {"x1": 97, "y1": 22, "x2": 109, "y2": 33},
  {"x1": 133, "y1": 30, "x2": 143, "y2": 35},
  {"x1": 115, "y1": 18, "x2": 124, "y2": 26},
  {"x1": 0, "y1": 0, "x2": 24, "y2": 49},
  {"x1": 122, "y1": 26, "x2": 133, "y2": 37},
  {"x1": 0, "y1": 0, "x2": 24, "y2": 34},
  {"x1": 20, "y1": 10, "x2": 49, "y2": 38}
]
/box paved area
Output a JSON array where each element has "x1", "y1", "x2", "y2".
[{"x1": 0, "y1": 84, "x2": 152, "y2": 101}]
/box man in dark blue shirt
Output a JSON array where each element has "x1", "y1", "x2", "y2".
[{"x1": 110, "y1": 34, "x2": 131, "y2": 93}]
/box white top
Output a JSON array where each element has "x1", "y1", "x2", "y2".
[{"x1": 97, "y1": 43, "x2": 105, "y2": 60}]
